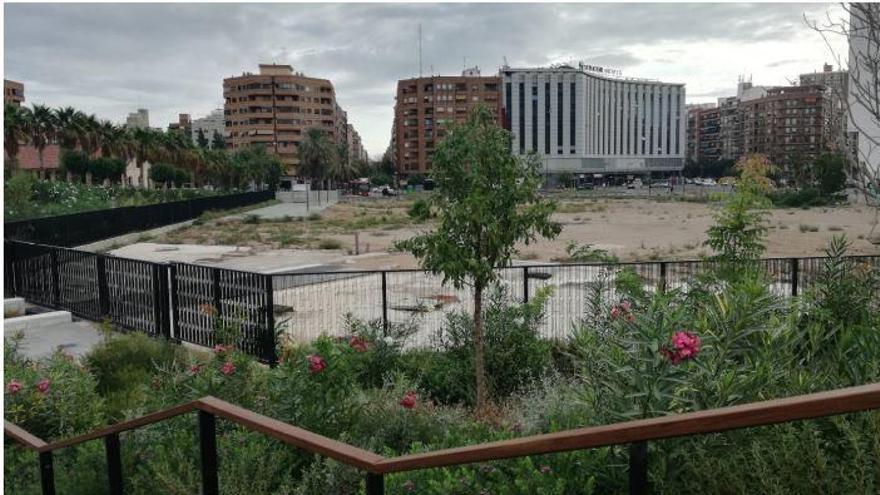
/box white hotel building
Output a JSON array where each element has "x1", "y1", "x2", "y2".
[{"x1": 501, "y1": 64, "x2": 686, "y2": 179}]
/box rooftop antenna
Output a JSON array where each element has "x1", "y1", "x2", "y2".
[{"x1": 418, "y1": 23, "x2": 423, "y2": 78}]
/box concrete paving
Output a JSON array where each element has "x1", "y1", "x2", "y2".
[
  {"x1": 5, "y1": 318, "x2": 105, "y2": 361},
  {"x1": 223, "y1": 200, "x2": 334, "y2": 221}
]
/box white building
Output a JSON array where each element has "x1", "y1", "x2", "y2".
[
  {"x1": 501, "y1": 64, "x2": 686, "y2": 177},
  {"x1": 848, "y1": 4, "x2": 880, "y2": 178},
  {"x1": 191, "y1": 108, "x2": 226, "y2": 148},
  {"x1": 125, "y1": 108, "x2": 149, "y2": 129}
]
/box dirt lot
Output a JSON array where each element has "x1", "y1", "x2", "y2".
[{"x1": 152, "y1": 196, "x2": 880, "y2": 270}]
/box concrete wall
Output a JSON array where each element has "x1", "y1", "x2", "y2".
[{"x1": 276, "y1": 189, "x2": 339, "y2": 205}]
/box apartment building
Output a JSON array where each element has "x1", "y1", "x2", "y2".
[
  {"x1": 191, "y1": 109, "x2": 226, "y2": 148},
  {"x1": 4, "y1": 79, "x2": 24, "y2": 106},
  {"x1": 394, "y1": 67, "x2": 502, "y2": 175},
  {"x1": 224, "y1": 64, "x2": 343, "y2": 173},
  {"x1": 347, "y1": 124, "x2": 368, "y2": 163},
  {"x1": 126, "y1": 109, "x2": 150, "y2": 129},
  {"x1": 740, "y1": 85, "x2": 831, "y2": 166},
  {"x1": 502, "y1": 64, "x2": 686, "y2": 177},
  {"x1": 167, "y1": 114, "x2": 192, "y2": 139},
  {"x1": 686, "y1": 103, "x2": 716, "y2": 163}
]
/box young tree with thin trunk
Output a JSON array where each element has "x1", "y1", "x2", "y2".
[{"x1": 395, "y1": 105, "x2": 560, "y2": 412}]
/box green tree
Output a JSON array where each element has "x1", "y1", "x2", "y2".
[
  {"x1": 296, "y1": 128, "x2": 337, "y2": 188},
  {"x1": 25, "y1": 104, "x2": 56, "y2": 178},
  {"x1": 196, "y1": 129, "x2": 209, "y2": 149},
  {"x1": 87, "y1": 157, "x2": 126, "y2": 184},
  {"x1": 212, "y1": 130, "x2": 226, "y2": 150},
  {"x1": 59, "y1": 149, "x2": 91, "y2": 181},
  {"x1": 812, "y1": 153, "x2": 847, "y2": 196},
  {"x1": 4, "y1": 103, "x2": 29, "y2": 172},
  {"x1": 395, "y1": 106, "x2": 560, "y2": 411}
]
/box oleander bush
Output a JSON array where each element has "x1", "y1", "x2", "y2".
[{"x1": 4, "y1": 233, "x2": 880, "y2": 493}]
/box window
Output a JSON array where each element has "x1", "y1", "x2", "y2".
[
  {"x1": 519, "y1": 82, "x2": 525, "y2": 154},
  {"x1": 570, "y1": 82, "x2": 576, "y2": 150},
  {"x1": 505, "y1": 82, "x2": 512, "y2": 129},
  {"x1": 557, "y1": 82, "x2": 563, "y2": 147},
  {"x1": 545, "y1": 82, "x2": 550, "y2": 154}
]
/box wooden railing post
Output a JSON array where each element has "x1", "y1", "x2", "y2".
[
  {"x1": 628, "y1": 441, "x2": 647, "y2": 495},
  {"x1": 365, "y1": 473, "x2": 384, "y2": 495},
  {"x1": 199, "y1": 411, "x2": 219, "y2": 495},
  {"x1": 105, "y1": 433, "x2": 124, "y2": 495},
  {"x1": 39, "y1": 451, "x2": 56, "y2": 495}
]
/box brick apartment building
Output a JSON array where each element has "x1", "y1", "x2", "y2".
[
  {"x1": 5, "y1": 79, "x2": 24, "y2": 106},
  {"x1": 224, "y1": 64, "x2": 355, "y2": 174},
  {"x1": 394, "y1": 68, "x2": 502, "y2": 176},
  {"x1": 168, "y1": 114, "x2": 192, "y2": 139},
  {"x1": 740, "y1": 85, "x2": 831, "y2": 166}
]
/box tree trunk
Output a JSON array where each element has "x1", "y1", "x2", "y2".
[{"x1": 473, "y1": 280, "x2": 488, "y2": 411}]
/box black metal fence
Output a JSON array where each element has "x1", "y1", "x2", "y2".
[
  {"x1": 5, "y1": 240, "x2": 276, "y2": 364},
  {"x1": 4, "y1": 190, "x2": 275, "y2": 247},
  {"x1": 5, "y1": 238, "x2": 879, "y2": 360}
]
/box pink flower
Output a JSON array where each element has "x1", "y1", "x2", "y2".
[
  {"x1": 220, "y1": 361, "x2": 236, "y2": 376},
  {"x1": 399, "y1": 390, "x2": 417, "y2": 409},
  {"x1": 7, "y1": 380, "x2": 22, "y2": 395},
  {"x1": 213, "y1": 344, "x2": 229, "y2": 354},
  {"x1": 662, "y1": 331, "x2": 702, "y2": 364},
  {"x1": 539, "y1": 465, "x2": 553, "y2": 474},
  {"x1": 307, "y1": 354, "x2": 326, "y2": 374},
  {"x1": 349, "y1": 336, "x2": 369, "y2": 353},
  {"x1": 610, "y1": 306, "x2": 621, "y2": 319},
  {"x1": 610, "y1": 300, "x2": 634, "y2": 321},
  {"x1": 36, "y1": 378, "x2": 50, "y2": 394},
  {"x1": 189, "y1": 364, "x2": 203, "y2": 375}
]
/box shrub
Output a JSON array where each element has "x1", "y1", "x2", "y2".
[
  {"x1": 242, "y1": 213, "x2": 261, "y2": 224},
  {"x1": 318, "y1": 238, "x2": 343, "y2": 249},
  {"x1": 84, "y1": 333, "x2": 189, "y2": 419},
  {"x1": 557, "y1": 241, "x2": 618, "y2": 263},
  {"x1": 407, "y1": 198, "x2": 432, "y2": 221}
]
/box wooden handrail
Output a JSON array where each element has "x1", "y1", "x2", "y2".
[
  {"x1": 5, "y1": 383, "x2": 880, "y2": 476},
  {"x1": 376, "y1": 382, "x2": 880, "y2": 473}
]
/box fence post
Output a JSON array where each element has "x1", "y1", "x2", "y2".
[
  {"x1": 104, "y1": 433, "x2": 124, "y2": 495},
  {"x1": 628, "y1": 441, "x2": 648, "y2": 495},
  {"x1": 212, "y1": 268, "x2": 222, "y2": 316},
  {"x1": 659, "y1": 262, "x2": 667, "y2": 293},
  {"x1": 39, "y1": 451, "x2": 56, "y2": 495},
  {"x1": 365, "y1": 473, "x2": 384, "y2": 495},
  {"x1": 169, "y1": 264, "x2": 180, "y2": 342},
  {"x1": 6, "y1": 240, "x2": 16, "y2": 297},
  {"x1": 522, "y1": 266, "x2": 529, "y2": 303},
  {"x1": 199, "y1": 411, "x2": 219, "y2": 495},
  {"x1": 97, "y1": 255, "x2": 109, "y2": 318},
  {"x1": 264, "y1": 274, "x2": 277, "y2": 367},
  {"x1": 51, "y1": 249, "x2": 61, "y2": 308},
  {"x1": 790, "y1": 258, "x2": 799, "y2": 297},
  {"x1": 381, "y1": 271, "x2": 389, "y2": 331},
  {"x1": 152, "y1": 264, "x2": 170, "y2": 339}
]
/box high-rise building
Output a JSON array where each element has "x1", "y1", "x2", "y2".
[
  {"x1": 847, "y1": 4, "x2": 879, "y2": 176},
  {"x1": 125, "y1": 108, "x2": 150, "y2": 129},
  {"x1": 686, "y1": 103, "x2": 717, "y2": 163},
  {"x1": 740, "y1": 85, "x2": 831, "y2": 166},
  {"x1": 501, "y1": 63, "x2": 686, "y2": 178},
  {"x1": 801, "y1": 64, "x2": 849, "y2": 152},
  {"x1": 347, "y1": 123, "x2": 368, "y2": 164},
  {"x1": 4, "y1": 79, "x2": 24, "y2": 106},
  {"x1": 394, "y1": 67, "x2": 502, "y2": 175},
  {"x1": 224, "y1": 64, "x2": 345, "y2": 173},
  {"x1": 191, "y1": 109, "x2": 226, "y2": 149}
]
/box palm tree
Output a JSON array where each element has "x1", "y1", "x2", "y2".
[
  {"x1": 328, "y1": 143, "x2": 360, "y2": 184},
  {"x1": 26, "y1": 104, "x2": 56, "y2": 179},
  {"x1": 296, "y1": 128, "x2": 336, "y2": 189},
  {"x1": 4, "y1": 103, "x2": 30, "y2": 172},
  {"x1": 130, "y1": 127, "x2": 162, "y2": 187}
]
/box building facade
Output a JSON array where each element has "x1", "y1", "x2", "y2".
[
  {"x1": 740, "y1": 85, "x2": 831, "y2": 166},
  {"x1": 394, "y1": 68, "x2": 502, "y2": 175},
  {"x1": 125, "y1": 108, "x2": 150, "y2": 129},
  {"x1": 501, "y1": 65, "x2": 686, "y2": 178},
  {"x1": 801, "y1": 64, "x2": 850, "y2": 153},
  {"x1": 4, "y1": 79, "x2": 24, "y2": 106},
  {"x1": 167, "y1": 114, "x2": 192, "y2": 140},
  {"x1": 224, "y1": 64, "x2": 344, "y2": 173},
  {"x1": 347, "y1": 123, "x2": 368, "y2": 164},
  {"x1": 191, "y1": 109, "x2": 226, "y2": 149},
  {"x1": 848, "y1": 4, "x2": 879, "y2": 177},
  {"x1": 686, "y1": 103, "x2": 717, "y2": 163}
]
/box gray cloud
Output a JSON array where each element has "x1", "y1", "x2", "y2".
[{"x1": 4, "y1": 3, "x2": 842, "y2": 157}]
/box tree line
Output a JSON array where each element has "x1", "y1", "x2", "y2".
[{"x1": 4, "y1": 103, "x2": 282, "y2": 190}]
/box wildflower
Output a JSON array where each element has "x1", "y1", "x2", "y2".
[
  {"x1": 7, "y1": 380, "x2": 22, "y2": 395},
  {"x1": 220, "y1": 361, "x2": 236, "y2": 376},
  {"x1": 539, "y1": 465, "x2": 552, "y2": 474},
  {"x1": 36, "y1": 378, "x2": 50, "y2": 394},
  {"x1": 402, "y1": 480, "x2": 416, "y2": 492},
  {"x1": 188, "y1": 364, "x2": 203, "y2": 375},
  {"x1": 349, "y1": 336, "x2": 369, "y2": 352},
  {"x1": 213, "y1": 344, "x2": 227, "y2": 354},
  {"x1": 306, "y1": 354, "x2": 326, "y2": 374},
  {"x1": 399, "y1": 390, "x2": 417, "y2": 409}
]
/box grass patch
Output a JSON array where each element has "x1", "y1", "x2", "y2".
[{"x1": 799, "y1": 224, "x2": 820, "y2": 233}]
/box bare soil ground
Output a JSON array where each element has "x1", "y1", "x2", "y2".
[{"x1": 152, "y1": 196, "x2": 880, "y2": 270}]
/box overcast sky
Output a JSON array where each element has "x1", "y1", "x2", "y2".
[{"x1": 4, "y1": 2, "x2": 848, "y2": 158}]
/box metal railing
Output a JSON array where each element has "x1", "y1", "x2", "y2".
[
  {"x1": 4, "y1": 190, "x2": 274, "y2": 247},
  {"x1": 6, "y1": 383, "x2": 880, "y2": 494}
]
